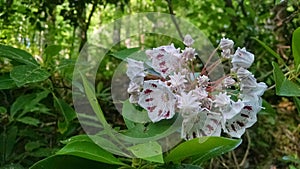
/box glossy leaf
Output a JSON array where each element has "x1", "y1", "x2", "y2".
[
  {"x1": 0, "y1": 44, "x2": 38, "y2": 66},
  {"x1": 61, "y1": 135, "x2": 129, "y2": 157},
  {"x1": 292, "y1": 27, "x2": 300, "y2": 68},
  {"x1": 272, "y1": 62, "x2": 300, "y2": 96},
  {"x1": 56, "y1": 140, "x2": 124, "y2": 165},
  {"x1": 10, "y1": 65, "x2": 50, "y2": 87},
  {"x1": 127, "y1": 141, "x2": 164, "y2": 163},
  {"x1": 122, "y1": 100, "x2": 151, "y2": 123},
  {"x1": 164, "y1": 137, "x2": 242, "y2": 164},
  {"x1": 29, "y1": 155, "x2": 119, "y2": 169}
]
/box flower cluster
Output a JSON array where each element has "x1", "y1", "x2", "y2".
[{"x1": 126, "y1": 35, "x2": 267, "y2": 140}]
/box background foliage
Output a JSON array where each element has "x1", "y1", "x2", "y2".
[{"x1": 0, "y1": 0, "x2": 299, "y2": 168}]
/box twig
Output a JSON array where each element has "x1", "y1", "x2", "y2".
[
  {"x1": 239, "y1": 131, "x2": 251, "y2": 167},
  {"x1": 232, "y1": 151, "x2": 240, "y2": 169},
  {"x1": 166, "y1": 0, "x2": 184, "y2": 40}
]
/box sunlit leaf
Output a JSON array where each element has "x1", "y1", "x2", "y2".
[
  {"x1": 164, "y1": 137, "x2": 242, "y2": 164},
  {"x1": 127, "y1": 141, "x2": 164, "y2": 163},
  {"x1": 10, "y1": 65, "x2": 50, "y2": 87},
  {"x1": 56, "y1": 141, "x2": 124, "y2": 165},
  {"x1": 0, "y1": 44, "x2": 38, "y2": 66}
]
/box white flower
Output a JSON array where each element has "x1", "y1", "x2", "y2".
[
  {"x1": 145, "y1": 44, "x2": 181, "y2": 78},
  {"x1": 223, "y1": 99, "x2": 261, "y2": 138},
  {"x1": 197, "y1": 75, "x2": 210, "y2": 87},
  {"x1": 220, "y1": 38, "x2": 234, "y2": 50},
  {"x1": 183, "y1": 34, "x2": 194, "y2": 47},
  {"x1": 192, "y1": 87, "x2": 208, "y2": 100},
  {"x1": 127, "y1": 81, "x2": 140, "y2": 94},
  {"x1": 138, "y1": 80, "x2": 177, "y2": 122},
  {"x1": 214, "y1": 92, "x2": 231, "y2": 107},
  {"x1": 177, "y1": 91, "x2": 200, "y2": 113},
  {"x1": 221, "y1": 48, "x2": 232, "y2": 59},
  {"x1": 181, "y1": 110, "x2": 222, "y2": 140},
  {"x1": 168, "y1": 72, "x2": 187, "y2": 91},
  {"x1": 222, "y1": 76, "x2": 236, "y2": 87},
  {"x1": 231, "y1": 47, "x2": 254, "y2": 71},
  {"x1": 236, "y1": 67, "x2": 252, "y2": 79},
  {"x1": 182, "y1": 47, "x2": 196, "y2": 61},
  {"x1": 126, "y1": 58, "x2": 145, "y2": 81}
]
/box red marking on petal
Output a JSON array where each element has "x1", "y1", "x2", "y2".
[
  {"x1": 158, "y1": 109, "x2": 163, "y2": 116},
  {"x1": 156, "y1": 54, "x2": 164, "y2": 59},
  {"x1": 231, "y1": 124, "x2": 236, "y2": 132},
  {"x1": 241, "y1": 113, "x2": 249, "y2": 118},
  {"x1": 211, "y1": 119, "x2": 219, "y2": 125},
  {"x1": 244, "y1": 106, "x2": 252, "y2": 111},
  {"x1": 145, "y1": 98, "x2": 154, "y2": 102},
  {"x1": 164, "y1": 111, "x2": 170, "y2": 117},
  {"x1": 159, "y1": 61, "x2": 166, "y2": 67},
  {"x1": 144, "y1": 89, "x2": 153, "y2": 94},
  {"x1": 147, "y1": 106, "x2": 156, "y2": 112},
  {"x1": 161, "y1": 68, "x2": 168, "y2": 73},
  {"x1": 151, "y1": 83, "x2": 157, "y2": 88},
  {"x1": 237, "y1": 121, "x2": 245, "y2": 127},
  {"x1": 207, "y1": 124, "x2": 214, "y2": 131}
]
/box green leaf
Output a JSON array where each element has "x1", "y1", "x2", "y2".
[
  {"x1": 127, "y1": 141, "x2": 164, "y2": 163},
  {"x1": 164, "y1": 137, "x2": 242, "y2": 164},
  {"x1": 16, "y1": 116, "x2": 40, "y2": 126},
  {"x1": 44, "y1": 45, "x2": 62, "y2": 57},
  {"x1": 110, "y1": 48, "x2": 148, "y2": 61},
  {"x1": 56, "y1": 140, "x2": 124, "y2": 165},
  {"x1": 1, "y1": 163, "x2": 25, "y2": 169},
  {"x1": 0, "y1": 44, "x2": 38, "y2": 66},
  {"x1": 61, "y1": 135, "x2": 128, "y2": 157},
  {"x1": 122, "y1": 100, "x2": 151, "y2": 123},
  {"x1": 10, "y1": 65, "x2": 50, "y2": 87},
  {"x1": 163, "y1": 164, "x2": 203, "y2": 169},
  {"x1": 0, "y1": 126, "x2": 18, "y2": 161},
  {"x1": 10, "y1": 91, "x2": 50, "y2": 118},
  {"x1": 122, "y1": 117, "x2": 178, "y2": 139},
  {"x1": 0, "y1": 106, "x2": 7, "y2": 114},
  {"x1": 30, "y1": 155, "x2": 119, "y2": 169},
  {"x1": 110, "y1": 48, "x2": 140, "y2": 60},
  {"x1": 53, "y1": 96, "x2": 77, "y2": 134},
  {"x1": 0, "y1": 74, "x2": 16, "y2": 89},
  {"x1": 80, "y1": 72, "x2": 110, "y2": 128},
  {"x1": 272, "y1": 62, "x2": 300, "y2": 96},
  {"x1": 293, "y1": 97, "x2": 300, "y2": 116},
  {"x1": 292, "y1": 27, "x2": 300, "y2": 68},
  {"x1": 25, "y1": 141, "x2": 43, "y2": 152},
  {"x1": 252, "y1": 37, "x2": 284, "y2": 63},
  {"x1": 61, "y1": 135, "x2": 92, "y2": 144}
]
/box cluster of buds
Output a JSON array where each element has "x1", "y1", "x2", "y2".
[{"x1": 126, "y1": 35, "x2": 267, "y2": 140}]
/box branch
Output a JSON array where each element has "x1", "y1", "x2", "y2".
[
  {"x1": 166, "y1": 0, "x2": 184, "y2": 40},
  {"x1": 86, "y1": 0, "x2": 98, "y2": 31}
]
